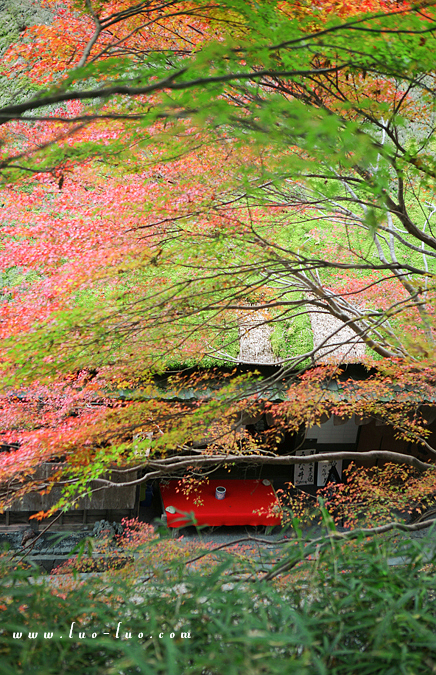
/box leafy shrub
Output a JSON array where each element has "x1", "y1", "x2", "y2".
[{"x1": 2, "y1": 521, "x2": 436, "y2": 674}]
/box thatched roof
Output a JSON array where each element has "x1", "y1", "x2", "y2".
[
  {"x1": 237, "y1": 311, "x2": 278, "y2": 364},
  {"x1": 308, "y1": 308, "x2": 366, "y2": 364},
  {"x1": 235, "y1": 306, "x2": 365, "y2": 366}
]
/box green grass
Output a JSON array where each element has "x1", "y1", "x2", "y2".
[{"x1": 270, "y1": 304, "x2": 313, "y2": 367}]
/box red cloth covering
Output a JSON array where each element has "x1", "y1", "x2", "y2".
[{"x1": 160, "y1": 479, "x2": 282, "y2": 528}]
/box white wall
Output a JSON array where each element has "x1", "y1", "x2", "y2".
[{"x1": 305, "y1": 415, "x2": 358, "y2": 444}]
